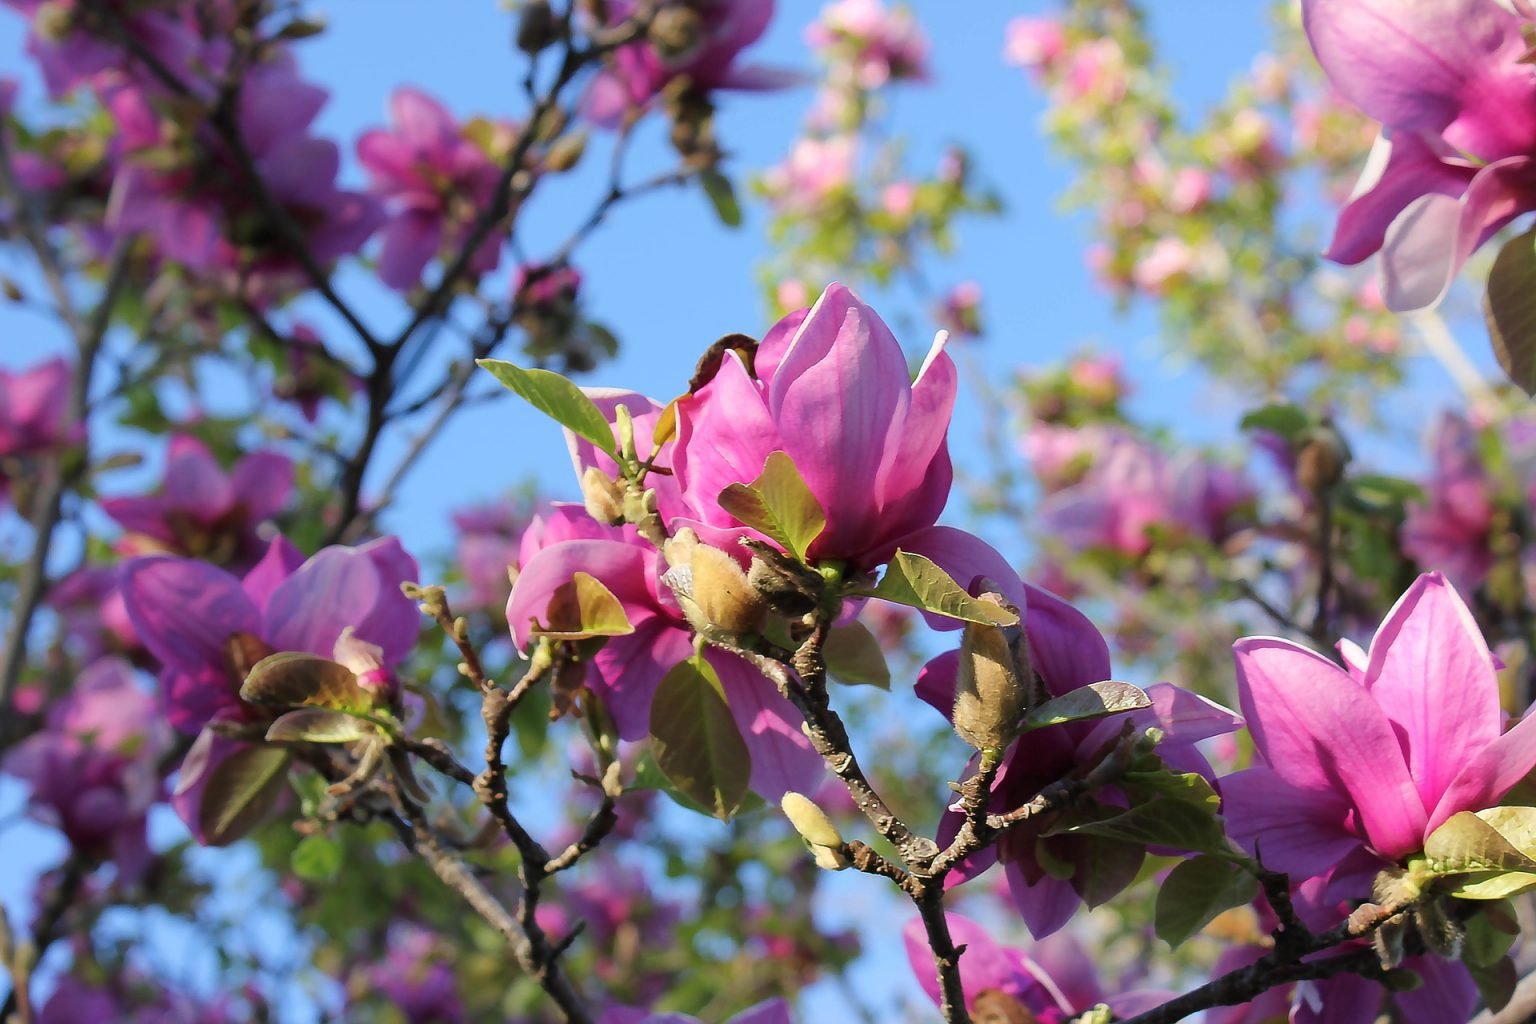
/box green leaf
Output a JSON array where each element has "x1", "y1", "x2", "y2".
[
  {"x1": 1239, "y1": 403, "x2": 1311, "y2": 442},
  {"x1": 1052, "y1": 797, "x2": 1227, "y2": 855},
  {"x1": 700, "y1": 170, "x2": 742, "y2": 228},
  {"x1": 1463, "y1": 903, "x2": 1520, "y2": 968},
  {"x1": 530, "y1": 571, "x2": 635, "y2": 640},
  {"x1": 1449, "y1": 871, "x2": 1536, "y2": 901},
  {"x1": 1485, "y1": 227, "x2": 1536, "y2": 395},
  {"x1": 477, "y1": 360, "x2": 617, "y2": 456},
  {"x1": 1064, "y1": 834, "x2": 1145, "y2": 908},
  {"x1": 240, "y1": 652, "x2": 372, "y2": 712},
  {"x1": 1477, "y1": 806, "x2": 1536, "y2": 855},
  {"x1": 1423, "y1": 811, "x2": 1536, "y2": 876},
  {"x1": 1345, "y1": 474, "x2": 1425, "y2": 507},
  {"x1": 648, "y1": 656, "x2": 751, "y2": 820},
  {"x1": 1155, "y1": 856, "x2": 1260, "y2": 947},
  {"x1": 291, "y1": 834, "x2": 343, "y2": 882},
  {"x1": 716, "y1": 451, "x2": 826, "y2": 562},
  {"x1": 1020, "y1": 682, "x2": 1150, "y2": 733},
  {"x1": 265, "y1": 708, "x2": 375, "y2": 744},
  {"x1": 857, "y1": 551, "x2": 1019, "y2": 626},
  {"x1": 198, "y1": 745, "x2": 291, "y2": 846},
  {"x1": 823, "y1": 621, "x2": 891, "y2": 689},
  {"x1": 1468, "y1": 955, "x2": 1518, "y2": 1014}
]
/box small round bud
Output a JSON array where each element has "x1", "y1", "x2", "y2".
[
  {"x1": 544, "y1": 131, "x2": 588, "y2": 173},
  {"x1": 666, "y1": 538, "x2": 767, "y2": 637},
  {"x1": 516, "y1": 0, "x2": 558, "y2": 53},
  {"x1": 1295, "y1": 422, "x2": 1350, "y2": 494},
  {"x1": 647, "y1": 5, "x2": 704, "y2": 62}
]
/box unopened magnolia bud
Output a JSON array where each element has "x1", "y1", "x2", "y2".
[
  {"x1": 679, "y1": 543, "x2": 767, "y2": 636},
  {"x1": 581, "y1": 466, "x2": 625, "y2": 524},
  {"x1": 747, "y1": 554, "x2": 817, "y2": 617},
  {"x1": 544, "y1": 131, "x2": 587, "y2": 173},
  {"x1": 952, "y1": 594, "x2": 1031, "y2": 751},
  {"x1": 516, "y1": 0, "x2": 557, "y2": 53},
  {"x1": 648, "y1": 5, "x2": 704, "y2": 62},
  {"x1": 780, "y1": 792, "x2": 843, "y2": 848},
  {"x1": 1295, "y1": 422, "x2": 1350, "y2": 493},
  {"x1": 972, "y1": 990, "x2": 1037, "y2": 1024}
]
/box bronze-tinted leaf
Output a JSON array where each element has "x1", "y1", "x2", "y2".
[
  {"x1": 197, "y1": 744, "x2": 291, "y2": 847},
  {"x1": 240, "y1": 651, "x2": 372, "y2": 712}
]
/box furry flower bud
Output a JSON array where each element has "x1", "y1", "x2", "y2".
[{"x1": 952, "y1": 592, "x2": 1031, "y2": 751}]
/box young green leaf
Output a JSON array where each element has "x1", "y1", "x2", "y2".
[
  {"x1": 648, "y1": 656, "x2": 751, "y2": 821},
  {"x1": 477, "y1": 359, "x2": 617, "y2": 455},
  {"x1": 857, "y1": 550, "x2": 1020, "y2": 626},
  {"x1": 1019, "y1": 681, "x2": 1150, "y2": 733},
  {"x1": 1423, "y1": 811, "x2": 1536, "y2": 876},
  {"x1": 531, "y1": 571, "x2": 635, "y2": 640},
  {"x1": 700, "y1": 170, "x2": 743, "y2": 228},
  {"x1": 717, "y1": 451, "x2": 826, "y2": 562},
  {"x1": 265, "y1": 707, "x2": 375, "y2": 744},
  {"x1": 241, "y1": 652, "x2": 372, "y2": 712},
  {"x1": 198, "y1": 745, "x2": 291, "y2": 847},
  {"x1": 1051, "y1": 798, "x2": 1227, "y2": 855},
  {"x1": 1155, "y1": 855, "x2": 1259, "y2": 947},
  {"x1": 1238, "y1": 403, "x2": 1311, "y2": 442},
  {"x1": 823, "y1": 620, "x2": 891, "y2": 689},
  {"x1": 1486, "y1": 228, "x2": 1536, "y2": 395},
  {"x1": 291, "y1": 834, "x2": 344, "y2": 883}
]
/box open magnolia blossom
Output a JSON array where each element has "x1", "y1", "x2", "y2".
[{"x1": 1306, "y1": 0, "x2": 1536, "y2": 309}]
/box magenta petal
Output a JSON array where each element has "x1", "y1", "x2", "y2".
[
  {"x1": 1233, "y1": 637, "x2": 1426, "y2": 858},
  {"x1": 915, "y1": 650, "x2": 958, "y2": 717},
  {"x1": 264, "y1": 547, "x2": 397, "y2": 660},
  {"x1": 666, "y1": 352, "x2": 780, "y2": 539},
  {"x1": 1380, "y1": 155, "x2": 1536, "y2": 311},
  {"x1": 377, "y1": 212, "x2": 443, "y2": 291},
  {"x1": 1432, "y1": 709, "x2": 1536, "y2": 832},
  {"x1": 242, "y1": 535, "x2": 306, "y2": 614},
  {"x1": 710, "y1": 650, "x2": 820, "y2": 801},
  {"x1": 1363, "y1": 572, "x2": 1501, "y2": 814},
  {"x1": 902, "y1": 914, "x2": 1026, "y2": 1011},
  {"x1": 1396, "y1": 956, "x2": 1476, "y2": 1024},
  {"x1": 231, "y1": 451, "x2": 294, "y2": 523},
  {"x1": 1293, "y1": 968, "x2": 1382, "y2": 1024},
  {"x1": 592, "y1": 620, "x2": 693, "y2": 740},
  {"x1": 354, "y1": 537, "x2": 422, "y2": 665},
  {"x1": 99, "y1": 496, "x2": 177, "y2": 542},
  {"x1": 1021, "y1": 583, "x2": 1112, "y2": 696},
  {"x1": 1220, "y1": 767, "x2": 1362, "y2": 879},
  {"x1": 1324, "y1": 132, "x2": 1475, "y2": 265},
  {"x1": 1006, "y1": 860, "x2": 1081, "y2": 939},
  {"x1": 163, "y1": 435, "x2": 233, "y2": 515},
  {"x1": 120, "y1": 557, "x2": 258, "y2": 675},
  {"x1": 390, "y1": 86, "x2": 457, "y2": 150},
  {"x1": 770, "y1": 285, "x2": 909, "y2": 554},
  {"x1": 1302, "y1": 0, "x2": 1521, "y2": 135},
  {"x1": 505, "y1": 538, "x2": 654, "y2": 650},
  {"x1": 872, "y1": 334, "x2": 956, "y2": 536},
  {"x1": 752, "y1": 307, "x2": 809, "y2": 383}
]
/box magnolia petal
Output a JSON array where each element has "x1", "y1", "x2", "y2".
[
  {"x1": 711, "y1": 650, "x2": 820, "y2": 801},
  {"x1": 1363, "y1": 572, "x2": 1501, "y2": 814},
  {"x1": 120, "y1": 557, "x2": 259, "y2": 677},
  {"x1": 1233, "y1": 636, "x2": 1426, "y2": 858}
]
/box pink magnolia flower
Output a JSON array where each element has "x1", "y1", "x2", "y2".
[
  {"x1": 507, "y1": 501, "x2": 821, "y2": 802},
  {"x1": 917, "y1": 581, "x2": 1242, "y2": 937},
  {"x1": 902, "y1": 914, "x2": 1171, "y2": 1022},
  {"x1": 600, "y1": 1002, "x2": 790, "y2": 1024},
  {"x1": 806, "y1": 0, "x2": 929, "y2": 89},
  {"x1": 1401, "y1": 413, "x2": 1497, "y2": 594},
  {"x1": 937, "y1": 281, "x2": 983, "y2": 339},
  {"x1": 357, "y1": 87, "x2": 508, "y2": 291},
  {"x1": 665, "y1": 283, "x2": 958, "y2": 570},
  {"x1": 1223, "y1": 572, "x2": 1536, "y2": 892},
  {"x1": 451, "y1": 496, "x2": 534, "y2": 612},
  {"x1": 2, "y1": 657, "x2": 170, "y2": 879},
  {"x1": 273, "y1": 324, "x2": 359, "y2": 423},
  {"x1": 0, "y1": 356, "x2": 78, "y2": 503},
  {"x1": 119, "y1": 535, "x2": 418, "y2": 841},
  {"x1": 101, "y1": 434, "x2": 294, "y2": 571},
  {"x1": 1305, "y1": 0, "x2": 1536, "y2": 310},
  {"x1": 1131, "y1": 236, "x2": 1194, "y2": 295},
  {"x1": 583, "y1": 0, "x2": 795, "y2": 127},
  {"x1": 1032, "y1": 431, "x2": 1254, "y2": 558},
  {"x1": 760, "y1": 135, "x2": 857, "y2": 214},
  {"x1": 1003, "y1": 17, "x2": 1065, "y2": 73},
  {"x1": 364, "y1": 926, "x2": 465, "y2": 1024},
  {"x1": 104, "y1": 58, "x2": 381, "y2": 293}
]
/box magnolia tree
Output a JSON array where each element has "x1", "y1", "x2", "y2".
[{"x1": 7, "y1": 0, "x2": 1536, "y2": 1022}]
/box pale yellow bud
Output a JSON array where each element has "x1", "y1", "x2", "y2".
[
  {"x1": 780, "y1": 792, "x2": 843, "y2": 848},
  {"x1": 580, "y1": 466, "x2": 625, "y2": 524}
]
